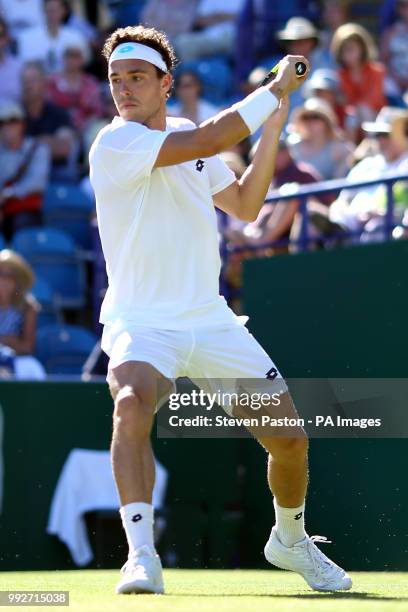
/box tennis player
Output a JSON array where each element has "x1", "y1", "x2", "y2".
[{"x1": 89, "y1": 25, "x2": 352, "y2": 595}]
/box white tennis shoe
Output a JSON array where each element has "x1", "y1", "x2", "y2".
[
  {"x1": 264, "y1": 527, "x2": 352, "y2": 591},
  {"x1": 116, "y1": 545, "x2": 164, "y2": 594}
]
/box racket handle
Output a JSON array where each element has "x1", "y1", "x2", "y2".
[{"x1": 260, "y1": 61, "x2": 307, "y2": 87}]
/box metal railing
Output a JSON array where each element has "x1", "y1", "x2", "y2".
[{"x1": 219, "y1": 171, "x2": 408, "y2": 297}]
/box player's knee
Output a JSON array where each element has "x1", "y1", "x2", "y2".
[
  {"x1": 272, "y1": 432, "x2": 309, "y2": 464},
  {"x1": 113, "y1": 386, "x2": 153, "y2": 439}
]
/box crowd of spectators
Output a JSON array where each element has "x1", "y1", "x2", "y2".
[{"x1": 0, "y1": 0, "x2": 408, "y2": 375}]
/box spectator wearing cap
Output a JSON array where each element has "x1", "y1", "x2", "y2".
[
  {"x1": 329, "y1": 107, "x2": 408, "y2": 238},
  {"x1": 47, "y1": 44, "x2": 103, "y2": 131},
  {"x1": 0, "y1": 249, "x2": 46, "y2": 380},
  {"x1": 275, "y1": 17, "x2": 336, "y2": 110},
  {"x1": 380, "y1": 0, "x2": 408, "y2": 102},
  {"x1": 168, "y1": 71, "x2": 220, "y2": 125},
  {"x1": 141, "y1": 0, "x2": 198, "y2": 43},
  {"x1": 0, "y1": 102, "x2": 50, "y2": 241},
  {"x1": 234, "y1": 0, "x2": 317, "y2": 88},
  {"x1": 287, "y1": 97, "x2": 354, "y2": 180},
  {"x1": 331, "y1": 23, "x2": 387, "y2": 141},
  {"x1": 175, "y1": 0, "x2": 245, "y2": 62},
  {"x1": 303, "y1": 69, "x2": 346, "y2": 127},
  {"x1": 22, "y1": 62, "x2": 79, "y2": 184},
  {"x1": 277, "y1": 17, "x2": 335, "y2": 73},
  {"x1": 0, "y1": 17, "x2": 23, "y2": 106},
  {"x1": 16, "y1": 0, "x2": 89, "y2": 73}
]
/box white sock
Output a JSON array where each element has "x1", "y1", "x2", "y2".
[
  {"x1": 273, "y1": 498, "x2": 307, "y2": 547},
  {"x1": 119, "y1": 502, "x2": 155, "y2": 555}
]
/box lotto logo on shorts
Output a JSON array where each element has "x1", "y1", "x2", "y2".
[{"x1": 266, "y1": 367, "x2": 278, "y2": 380}]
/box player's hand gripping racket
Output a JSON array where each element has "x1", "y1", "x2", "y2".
[{"x1": 260, "y1": 61, "x2": 307, "y2": 88}]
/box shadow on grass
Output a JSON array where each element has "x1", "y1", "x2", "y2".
[{"x1": 166, "y1": 592, "x2": 407, "y2": 600}]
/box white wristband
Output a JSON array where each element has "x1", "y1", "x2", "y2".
[{"x1": 232, "y1": 87, "x2": 279, "y2": 135}]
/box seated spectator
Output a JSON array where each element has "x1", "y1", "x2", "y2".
[
  {"x1": 0, "y1": 0, "x2": 45, "y2": 41},
  {"x1": 16, "y1": 0, "x2": 89, "y2": 74},
  {"x1": 175, "y1": 0, "x2": 244, "y2": 62},
  {"x1": 319, "y1": 0, "x2": 350, "y2": 56},
  {"x1": 0, "y1": 17, "x2": 23, "y2": 105},
  {"x1": 0, "y1": 102, "x2": 50, "y2": 241},
  {"x1": 275, "y1": 17, "x2": 336, "y2": 110},
  {"x1": 380, "y1": 0, "x2": 408, "y2": 102},
  {"x1": 331, "y1": 23, "x2": 387, "y2": 141},
  {"x1": 329, "y1": 107, "x2": 408, "y2": 237},
  {"x1": 287, "y1": 97, "x2": 354, "y2": 180},
  {"x1": 234, "y1": 0, "x2": 317, "y2": 88},
  {"x1": 64, "y1": 0, "x2": 99, "y2": 46},
  {"x1": 47, "y1": 43, "x2": 103, "y2": 131},
  {"x1": 0, "y1": 249, "x2": 46, "y2": 380},
  {"x1": 81, "y1": 84, "x2": 118, "y2": 198},
  {"x1": 141, "y1": 0, "x2": 198, "y2": 43},
  {"x1": 82, "y1": 84, "x2": 117, "y2": 164},
  {"x1": 302, "y1": 69, "x2": 346, "y2": 128},
  {"x1": 224, "y1": 137, "x2": 322, "y2": 298},
  {"x1": 168, "y1": 70, "x2": 220, "y2": 124},
  {"x1": 22, "y1": 62, "x2": 79, "y2": 183},
  {"x1": 277, "y1": 17, "x2": 335, "y2": 74}
]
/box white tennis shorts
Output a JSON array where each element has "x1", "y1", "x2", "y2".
[{"x1": 103, "y1": 320, "x2": 288, "y2": 415}]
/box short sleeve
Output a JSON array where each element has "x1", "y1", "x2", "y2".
[
  {"x1": 205, "y1": 154, "x2": 237, "y2": 196},
  {"x1": 95, "y1": 120, "x2": 169, "y2": 188}
]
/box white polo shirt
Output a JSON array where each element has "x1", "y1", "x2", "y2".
[{"x1": 89, "y1": 115, "x2": 243, "y2": 338}]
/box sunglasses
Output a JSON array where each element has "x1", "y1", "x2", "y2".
[
  {"x1": 301, "y1": 113, "x2": 325, "y2": 121},
  {"x1": 371, "y1": 132, "x2": 390, "y2": 139}
]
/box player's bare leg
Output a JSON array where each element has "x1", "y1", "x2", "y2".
[
  {"x1": 234, "y1": 390, "x2": 352, "y2": 591},
  {"x1": 108, "y1": 361, "x2": 173, "y2": 594}
]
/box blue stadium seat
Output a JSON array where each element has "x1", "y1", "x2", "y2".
[
  {"x1": 44, "y1": 183, "x2": 94, "y2": 250},
  {"x1": 0, "y1": 233, "x2": 6, "y2": 250},
  {"x1": 11, "y1": 227, "x2": 86, "y2": 309},
  {"x1": 31, "y1": 276, "x2": 61, "y2": 328},
  {"x1": 180, "y1": 57, "x2": 233, "y2": 105},
  {"x1": 35, "y1": 323, "x2": 98, "y2": 375}
]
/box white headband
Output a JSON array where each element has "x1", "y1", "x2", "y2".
[{"x1": 109, "y1": 42, "x2": 168, "y2": 73}]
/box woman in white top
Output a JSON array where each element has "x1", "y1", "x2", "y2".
[
  {"x1": 287, "y1": 96, "x2": 354, "y2": 180},
  {"x1": 168, "y1": 70, "x2": 220, "y2": 125}
]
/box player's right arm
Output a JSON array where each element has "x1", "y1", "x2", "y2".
[{"x1": 154, "y1": 55, "x2": 309, "y2": 168}]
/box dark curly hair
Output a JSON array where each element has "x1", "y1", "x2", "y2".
[{"x1": 102, "y1": 25, "x2": 177, "y2": 76}]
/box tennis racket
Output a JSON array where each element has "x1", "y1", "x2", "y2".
[{"x1": 260, "y1": 61, "x2": 307, "y2": 87}]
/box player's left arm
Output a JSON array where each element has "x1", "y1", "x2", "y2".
[{"x1": 213, "y1": 96, "x2": 289, "y2": 222}]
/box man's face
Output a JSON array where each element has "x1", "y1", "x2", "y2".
[
  {"x1": 288, "y1": 38, "x2": 316, "y2": 58},
  {"x1": 45, "y1": 0, "x2": 65, "y2": 28},
  {"x1": 22, "y1": 67, "x2": 46, "y2": 101},
  {"x1": 0, "y1": 118, "x2": 25, "y2": 148},
  {"x1": 176, "y1": 73, "x2": 200, "y2": 104},
  {"x1": 375, "y1": 132, "x2": 406, "y2": 162},
  {"x1": 108, "y1": 58, "x2": 172, "y2": 124}
]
